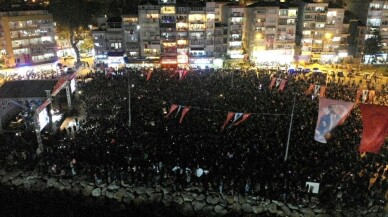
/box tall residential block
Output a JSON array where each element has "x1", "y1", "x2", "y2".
[
  {"x1": 246, "y1": 1, "x2": 298, "y2": 65},
  {"x1": 0, "y1": 7, "x2": 57, "y2": 67}
]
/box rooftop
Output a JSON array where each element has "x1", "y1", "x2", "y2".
[
  {"x1": 247, "y1": 1, "x2": 298, "y2": 8},
  {"x1": 0, "y1": 80, "x2": 57, "y2": 99}
]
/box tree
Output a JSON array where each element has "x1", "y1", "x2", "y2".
[
  {"x1": 364, "y1": 30, "x2": 383, "y2": 64},
  {"x1": 49, "y1": 0, "x2": 103, "y2": 64},
  {"x1": 79, "y1": 34, "x2": 94, "y2": 54}
]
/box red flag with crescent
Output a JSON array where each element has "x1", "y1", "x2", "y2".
[
  {"x1": 233, "y1": 113, "x2": 252, "y2": 126},
  {"x1": 179, "y1": 106, "x2": 191, "y2": 124},
  {"x1": 166, "y1": 104, "x2": 179, "y2": 118},
  {"x1": 356, "y1": 89, "x2": 362, "y2": 103},
  {"x1": 358, "y1": 104, "x2": 388, "y2": 153},
  {"x1": 221, "y1": 112, "x2": 235, "y2": 130},
  {"x1": 279, "y1": 80, "x2": 287, "y2": 92},
  {"x1": 269, "y1": 78, "x2": 276, "y2": 90},
  {"x1": 368, "y1": 90, "x2": 375, "y2": 104},
  {"x1": 146, "y1": 70, "x2": 152, "y2": 81},
  {"x1": 306, "y1": 84, "x2": 315, "y2": 95},
  {"x1": 319, "y1": 85, "x2": 326, "y2": 97}
]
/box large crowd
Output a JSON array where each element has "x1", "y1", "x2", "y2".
[{"x1": 1, "y1": 66, "x2": 388, "y2": 210}]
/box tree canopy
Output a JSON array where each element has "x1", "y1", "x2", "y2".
[
  {"x1": 364, "y1": 29, "x2": 383, "y2": 64},
  {"x1": 49, "y1": 0, "x2": 104, "y2": 64}
]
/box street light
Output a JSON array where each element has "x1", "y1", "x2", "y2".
[{"x1": 127, "y1": 70, "x2": 132, "y2": 127}]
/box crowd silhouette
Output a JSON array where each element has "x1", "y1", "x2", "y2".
[{"x1": 2, "y1": 67, "x2": 388, "y2": 210}]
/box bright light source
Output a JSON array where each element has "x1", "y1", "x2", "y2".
[{"x1": 325, "y1": 32, "x2": 333, "y2": 39}]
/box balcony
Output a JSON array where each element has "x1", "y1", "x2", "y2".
[
  {"x1": 189, "y1": 42, "x2": 205, "y2": 48},
  {"x1": 228, "y1": 45, "x2": 242, "y2": 50},
  {"x1": 231, "y1": 12, "x2": 244, "y2": 17},
  {"x1": 188, "y1": 53, "x2": 210, "y2": 57},
  {"x1": 229, "y1": 37, "x2": 242, "y2": 42},
  {"x1": 177, "y1": 27, "x2": 188, "y2": 32},
  {"x1": 176, "y1": 17, "x2": 188, "y2": 23},
  {"x1": 189, "y1": 27, "x2": 206, "y2": 31},
  {"x1": 160, "y1": 19, "x2": 176, "y2": 24},
  {"x1": 177, "y1": 44, "x2": 188, "y2": 48},
  {"x1": 160, "y1": 35, "x2": 176, "y2": 40},
  {"x1": 189, "y1": 20, "x2": 205, "y2": 24}
]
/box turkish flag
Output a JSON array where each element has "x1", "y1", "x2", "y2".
[
  {"x1": 179, "y1": 106, "x2": 191, "y2": 124},
  {"x1": 358, "y1": 104, "x2": 388, "y2": 153},
  {"x1": 221, "y1": 112, "x2": 235, "y2": 130},
  {"x1": 306, "y1": 84, "x2": 315, "y2": 95},
  {"x1": 146, "y1": 70, "x2": 152, "y2": 81},
  {"x1": 278, "y1": 80, "x2": 287, "y2": 92},
  {"x1": 319, "y1": 85, "x2": 326, "y2": 97},
  {"x1": 166, "y1": 104, "x2": 179, "y2": 118},
  {"x1": 269, "y1": 77, "x2": 276, "y2": 90}
]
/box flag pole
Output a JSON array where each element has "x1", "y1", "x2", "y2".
[
  {"x1": 127, "y1": 70, "x2": 131, "y2": 128},
  {"x1": 284, "y1": 95, "x2": 296, "y2": 162}
]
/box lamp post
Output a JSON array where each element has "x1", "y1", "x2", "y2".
[
  {"x1": 137, "y1": 25, "x2": 141, "y2": 59},
  {"x1": 127, "y1": 70, "x2": 131, "y2": 127},
  {"x1": 323, "y1": 32, "x2": 333, "y2": 64}
]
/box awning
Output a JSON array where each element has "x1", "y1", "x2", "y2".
[
  {"x1": 107, "y1": 52, "x2": 124, "y2": 57},
  {"x1": 36, "y1": 98, "x2": 51, "y2": 113},
  {"x1": 190, "y1": 48, "x2": 205, "y2": 51}
]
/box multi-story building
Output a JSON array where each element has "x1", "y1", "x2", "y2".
[
  {"x1": 0, "y1": 8, "x2": 57, "y2": 67},
  {"x1": 223, "y1": 3, "x2": 245, "y2": 60},
  {"x1": 246, "y1": 1, "x2": 298, "y2": 65},
  {"x1": 159, "y1": 0, "x2": 178, "y2": 68},
  {"x1": 366, "y1": 0, "x2": 388, "y2": 54},
  {"x1": 138, "y1": 3, "x2": 161, "y2": 60},
  {"x1": 295, "y1": 0, "x2": 345, "y2": 63},
  {"x1": 122, "y1": 14, "x2": 140, "y2": 59},
  {"x1": 176, "y1": 5, "x2": 190, "y2": 68},
  {"x1": 345, "y1": 0, "x2": 388, "y2": 63},
  {"x1": 91, "y1": 0, "x2": 356, "y2": 67},
  {"x1": 212, "y1": 2, "x2": 228, "y2": 64},
  {"x1": 92, "y1": 16, "x2": 126, "y2": 66}
]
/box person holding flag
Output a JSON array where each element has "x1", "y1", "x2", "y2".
[{"x1": 314, "y1": 98, "x2": 354, "y2": 143}]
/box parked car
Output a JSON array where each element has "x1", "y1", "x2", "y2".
[
  {"x1": 303, "y1": 68, "x2": 311, "y2": 74},
  {"x1": 347, "y1": 72, "x2": 355, "y2": 78}
]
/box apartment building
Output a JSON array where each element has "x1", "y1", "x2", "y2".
[
  {"x1": 92, "y1": 0, "x2": 356, "y2": 67},
  {"x1": 138, "y1": 3, "x2": 161, "y2": 60},
  {"x1": 212, "y1": 2, "x2": 229, "y2": 60},
  {"x1": 92, "y1": 16, "x2": 126, "y2": 66},
  {"x1": 295, "y1": 0, "x2": 345, "y2": 63},
  {"x1": 345, "y1": 0, "x2": 388, "y2": 63},
  {"x1": 122, "y1": 15, "x2": 140, "y2": 59},
  {"x1": 366, "y1": 0, "x2": 388, "y2": 54},
  {"x1": 175, "y1": 5, "x2": 189, "y2": 68},
  {"x1": 0, "y1": 8, "x2": 57, "y2": 67},
  {"x1": 223, "y1": 3, "x2": 245, "y2": 60},
  {"x1": 246, "y1": 1, "x2": 298, "y2": 65}
]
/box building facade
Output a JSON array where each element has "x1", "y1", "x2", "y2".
[
  {"x1": 0, "y1": 9, "x2": 57, "y2": 67},
  {"x1": 92, "y1": 0, "x2": 358, "y2": 68},
  {"x1": 296, "y1": 0, "x2": 346, "y2": 63},
  {"x1": 246, "y1": 1, "x2": 298, "y2": 65},
  {"x1": 366, "y1": 0, "x2": 388, "y2": 58}
]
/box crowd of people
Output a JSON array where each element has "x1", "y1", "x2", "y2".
[
  {"x1": 2, "y1": 66, "x2": 388, "y2": 211},
  {"x1": 1, "y1": 69, "x2": 63, "y2": 81}
]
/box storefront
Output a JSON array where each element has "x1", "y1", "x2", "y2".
[
  {"x1": 253, "y1": 49, "x2": 294, "y2": 65},
  {"x1": 161, "y1": 57, "x2": 177, "y2": 69},
  {"x1": 107, "y1": 52, "x2": 125, "y2": 68},
  {"x1": 189, "y1": 57, "x2": 213, "y2": 69},
  {"x1": 124, "y1": 58, "x2": 160, "y2": 68}
]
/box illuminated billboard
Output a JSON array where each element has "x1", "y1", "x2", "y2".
[
  {"x1": 38, "y1": 109, "x2": 49, "y2": 131},
  {"x1": 70, "y1": 78, "x2": 76, "y2": 93}
]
